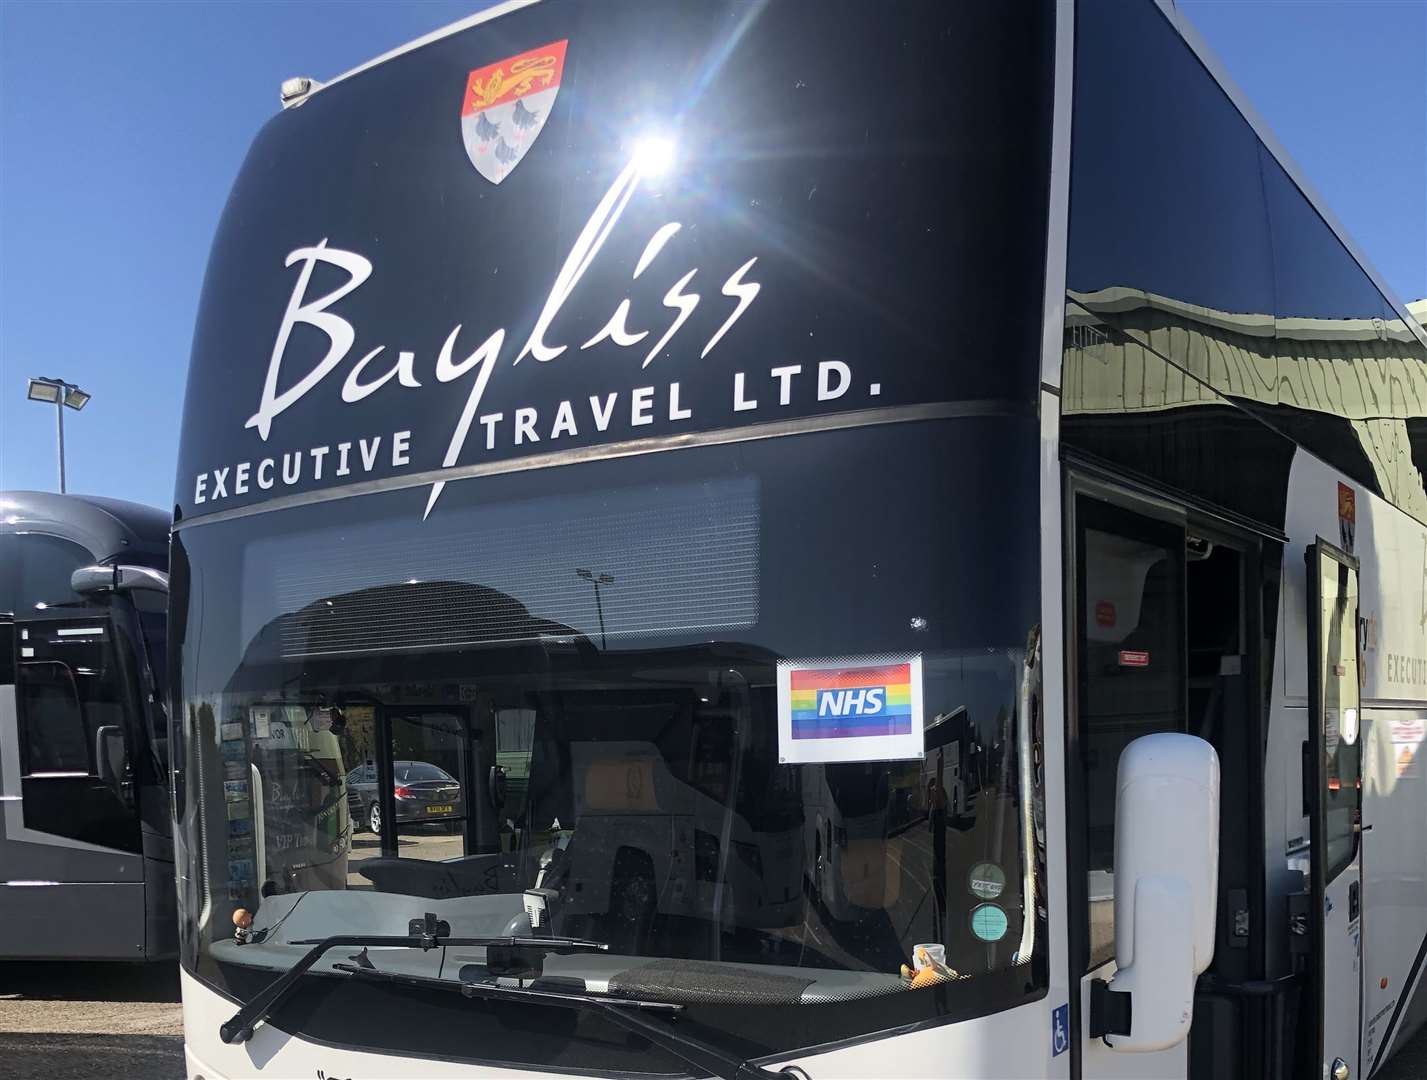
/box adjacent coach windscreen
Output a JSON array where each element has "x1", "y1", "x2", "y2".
[{"x1": 171, "y1": 0, "x2": 1053, "y2": 1067}]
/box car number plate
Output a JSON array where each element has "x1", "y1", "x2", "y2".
[{"x1": 427, "y1": 804, "x2": 454, "y2": 814}]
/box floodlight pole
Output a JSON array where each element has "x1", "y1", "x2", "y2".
[
  {"x1": 27, "y1": 376, "x2": 87, "y2": 493},
  {"x1": 54, "y1": 395, "x2": 66, "y2": 494},
  {"x1": 576, "y1": 568, "x2": 615, "y2": 650}
]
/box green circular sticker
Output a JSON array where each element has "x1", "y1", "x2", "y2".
[
  {"x1": 968, "y1": 862, "x2": 1006, "y2": 900},
  {"x1": 970, "y1": 904, "x2": 1009, "y2": 943}
]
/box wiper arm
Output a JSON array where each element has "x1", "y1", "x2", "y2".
[
  {"x1": 454, "y1": 967, "x2": 808, "y2": 1080},
  {"x1": 218, "y1": 912, "x2": 607, "y2": 1045},
  {"x1": 577, "y1": 993, "x2": 811, "y2": 1080}
]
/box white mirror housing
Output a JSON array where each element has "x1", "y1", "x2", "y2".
[{"x1": 1102, "y1": 732, "x2": 1220, "y2": 1052}]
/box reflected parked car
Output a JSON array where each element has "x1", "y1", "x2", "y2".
[{"x1": 345, "y1": 760, "x2": 464, "y2": 835}]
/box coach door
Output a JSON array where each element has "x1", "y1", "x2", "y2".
[
  {"x1": 1070, "y1": 493, "x2": 1189, "y2": 1078},
  {"x1": 0, "y1": 615, "x2": 146, "y2": 958},
  {"x1": 1071, "y1": 483, "x2": 1266, "y2": 1080},
  {"x1": 1307, "y1": 540, "x2": 1363, "y2": 1080}
]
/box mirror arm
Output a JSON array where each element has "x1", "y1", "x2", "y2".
[
  {"x1": 1088, "y1": 978, "x2": 1132, "y2": 1040},
  {"x1": 70, "y1": 564, "x2": 169, "y2": 597}
]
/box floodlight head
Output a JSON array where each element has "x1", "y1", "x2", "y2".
[
  {"x1": 576, "y1": 568, "x2": 594, "y2": 581},
  {"x1": 63, "y1": 386, "x2": 90, "y2": 410},
  {"x1": 27, "y1": 378, "x2": 61, "y2": 403}
]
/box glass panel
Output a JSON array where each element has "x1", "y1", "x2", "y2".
[
  {"x1": 496, "y1": 706, "x2": 536, "y2": 842},
  {"x1": 174, "y1": 418, "x2": 1046, "y2": 1052},
  {"x1": 1067, "y1": 0, "x2": 1427, "y2": 533},
  {"x1": 13, "y1": 617, "x2": 142, "y2": 851},
  {"x1": 388, "y1": 711, "x2": 467, "y2": 865},
  {"x1": 1078, "y1": 505, "x2": 1186, "y2": 969},
  {"x1": 16, "y1": 660, "x2": 89, "y2": 774},
  {"x1": 16, "y1": 619, "x2": 132, "y2": 778},
  {"x1": 1317, "y1": 551, "x2": 1361, "y2": 883},
  {"x1": 338, "y1": 704, "x2": 379, "y2": 888},
  {"x1": 244, "y1": 705, "x2": 349, "y2": 896},
  {"x1": 1257, "y1": 150, "x2": 1403, "y2": 505},
  {"x1": 0, "y1": 533, "x2": 92, "y2": 613},
  {"x1": 1069, "y1": 0, "x2": 1273, "y2": 319}
]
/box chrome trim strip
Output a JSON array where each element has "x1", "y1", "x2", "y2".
[
  {"x1": 1038, "y1": 0, "x2": 1075, "y2": 390},
  {"x1": 173, "y1": 400, "x2": 1029, "y2": 531},
  {"x1": 1, "y1": 880, "x2": 127, "y2": 887},
  {"x1": 300, "y1": 0, "x2": 543, "y2": 104}
]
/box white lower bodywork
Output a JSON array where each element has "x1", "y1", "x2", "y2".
[{"x1": 179, "y1": 969, "x2": 1070, "y2": 1080}]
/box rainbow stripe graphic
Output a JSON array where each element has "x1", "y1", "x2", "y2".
[{"x1": 790, "y1": 662, "x2": 914, "y2": 740}]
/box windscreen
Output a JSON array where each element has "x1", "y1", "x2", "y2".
[{"x1": 174, "y1": 421, "x2": 1047, "y2": 1061}]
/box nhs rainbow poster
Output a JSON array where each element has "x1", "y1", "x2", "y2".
[{"x1": 776, "y1": 655, "x2": 925, "y2": 765}]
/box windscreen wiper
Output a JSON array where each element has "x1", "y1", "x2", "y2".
[
  {"x1": 218, "y1": 912, "x2": 607, "y2": 1045},
  {"x1": 328, "y1": 961, "x2": 811, "y2": 1080},
  {"x1": 570, "y1": 989, "x2": 812, "y2": 1080}
]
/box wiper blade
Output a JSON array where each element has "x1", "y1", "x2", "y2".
[
  {"x1": 218, "y1": 912, "x2": 607, "y2": 1045},
  {"x1": 454, "y1": 967, "x2": 810, "y2": 1080}
]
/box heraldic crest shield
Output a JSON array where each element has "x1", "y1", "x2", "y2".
[{"x1": 461, "y1": 40, "x2": 568, "y2": 184}]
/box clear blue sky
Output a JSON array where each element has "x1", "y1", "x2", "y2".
[{"x1": 2, "y1": 0, "x2": 1423, "y2": 512}]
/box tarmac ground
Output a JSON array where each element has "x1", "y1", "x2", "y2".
[{"x1": 0, "y1": 961, "x2": 182, "y2": 1079}]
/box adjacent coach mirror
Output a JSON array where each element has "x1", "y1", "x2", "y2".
[
  {"x1": 1094, "y1": 733, "x2": 1220, "y2": 1052},
  {"x1": 71, "y1": 564, "x2": 170, "y2": 596},
  {"x1": 94, "y1": 724, "x2": 131, "y2": 805}
]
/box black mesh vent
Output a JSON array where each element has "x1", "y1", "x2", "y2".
[{"x1": 245, "y1": 477, "x2": 760, "y2": 658}]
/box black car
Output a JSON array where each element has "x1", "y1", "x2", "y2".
[{"x1": 345, "y1": 760, "x2": 463, "y2": 835}]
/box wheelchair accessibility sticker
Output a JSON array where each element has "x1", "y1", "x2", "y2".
[{"x1": 1052, "y1": 1003, "x2": 1070, "y2": 1057}]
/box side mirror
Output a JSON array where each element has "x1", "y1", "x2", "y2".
[
  {"x1": 71, "y1": 564, "x2": 170, "y2": 597},
  {"x1": 94, "y1": 724, "x2": 129, "y2": 800},
  {"x1": 1099, "y1": 732, "x2": 1220, "y2": 1052}
]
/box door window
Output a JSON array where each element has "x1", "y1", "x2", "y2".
[
  {"x1": 1076, "y1": 500, "x2": 1187, "y2": 969},
  {"x1": 15, "y1": 621, "x2": 132, "y2": 779},
  {"x1": 16, "y1": 661, "x2": 90, "y2": 775},
  {"x1": 388, "y1": 711, "x2": 468, "y2": 861},
  {"x1": 11, "y1": 618, "x2": 141, "y2": 851},
  {"x1": 1313, "y1": 547, "x2": 1360, "y2": 883}
]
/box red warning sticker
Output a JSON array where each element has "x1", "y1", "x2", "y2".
[
  {"x1": 1119, "y1": 650, "x2": 1150, "y2": 668},
  {"x1": 1095, "y1": 601, "x2": 1116, "y2": 627}
]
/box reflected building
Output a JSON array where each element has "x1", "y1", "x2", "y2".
[
  {"x1": 1064, "y1": 0, "x2": 1427, "y2": 536},
  {"x1": 1064, "y1": 290, "x2": 1427, "y2": 526}
]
